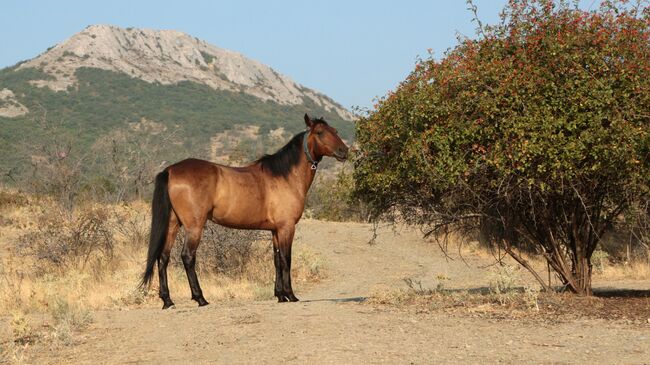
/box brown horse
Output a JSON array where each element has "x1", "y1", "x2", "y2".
[{"x1": 141, "y1": 114, "x2": 349, "y2": 308}]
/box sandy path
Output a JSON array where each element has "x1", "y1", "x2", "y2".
[
  {"x1": 27, "y1": 220, "x2": 650, "y2": 364},
  {"x1": 296, "y1": 220, "x2": 491, "y2": 300}
]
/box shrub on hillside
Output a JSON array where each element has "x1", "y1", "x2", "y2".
[{"x1": 18, "y1": 207, "x2": 114, "y2": 272}]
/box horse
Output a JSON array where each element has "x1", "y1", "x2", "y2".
[{"x1": 140, "y1": 114, "x2": 349, "y2": 308}]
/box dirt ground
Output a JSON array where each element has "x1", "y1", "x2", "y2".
[{"x1": 5, "y1": 220, "x2": 650, "y2": 364}]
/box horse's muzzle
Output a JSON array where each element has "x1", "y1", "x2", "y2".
[{"x1": 334, "y1": 147, "x2": 349, "y2": 162}]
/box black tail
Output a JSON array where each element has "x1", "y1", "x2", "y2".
[{"x1": 140, "y1": 170, "x2": 171, "y2": 288}]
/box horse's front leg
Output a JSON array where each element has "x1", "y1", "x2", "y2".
[
  {"x1": 272, "y1": 233, "x2": 285, "y2": 302},
  {"x1": 272, "y1": 226, "x2": 298, "y2": 302}
]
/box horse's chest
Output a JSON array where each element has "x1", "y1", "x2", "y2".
[{"x1": 268, "y1": 191, "x2": 305, "y2": 221}]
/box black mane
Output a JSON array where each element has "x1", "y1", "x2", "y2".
[
  {"x1": 257, "y1": 118, "x2": 328, "y2": 177},
  {"x1": 257, "y1": 132, "x2": 306, "y2": 177}
]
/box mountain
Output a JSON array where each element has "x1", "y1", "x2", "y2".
[
  {"x1": 13, "y1": 25, "x2": 352, "y2": 120},
  {"x1": 0, "y1": 25, "x2": 354, "y2": 182}
]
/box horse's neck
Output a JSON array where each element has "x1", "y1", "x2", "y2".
[{"x1": 288, "y1": 155, "x2": 317, "y2": 197}]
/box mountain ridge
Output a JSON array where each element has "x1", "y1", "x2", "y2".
[
  {"x1": 0, "y1": 25, "x2": 354, "y2": 183},
  {"x1": 11, "y1": 24, "x2": 352, "y2": 120}
]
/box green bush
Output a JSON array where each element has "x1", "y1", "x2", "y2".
[{"x1": 354, "y1": 0, "x2": 649, "y2": 295}]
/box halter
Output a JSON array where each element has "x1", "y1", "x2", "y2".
[{"x1": 302, "y1": 131, "x2": 318, "y2": 170}]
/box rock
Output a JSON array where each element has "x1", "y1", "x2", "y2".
[
  {"x1": 17, "y1": 25, "x2": 353, "y2": 120},
  {"x1": 0, "y1": 88, "x2": 29, "y2": 117}
]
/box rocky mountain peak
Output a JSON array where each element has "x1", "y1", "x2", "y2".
[{"x1": 17, "y1": 24, "x2": 352, "y2": 120}]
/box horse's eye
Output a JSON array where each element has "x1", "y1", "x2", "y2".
[{"x1": 316, "y1": 130, "x2": 323, "y2": 136}]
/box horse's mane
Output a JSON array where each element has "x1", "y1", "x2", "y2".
[{"x1": 256, "y1": 118, "x2": 328, "y2": 177}]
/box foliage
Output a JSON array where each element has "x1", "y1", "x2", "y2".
[
  {"x1": 0, "y1": 66, "x2": 354, "y2": 183},
  {"x1": 354, "y1": 0, "x2": 649, "y2": 294},
  {"x1": 200, "y1": 51, "x2": 216, "y2": 64}
]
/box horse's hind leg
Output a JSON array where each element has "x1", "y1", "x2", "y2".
[
  {"x1": 159, "y1": 213, "x2": 180, "y2": 309},
  {"x1": 182, "y1": 226, "x2": 209, "y2": 306}
]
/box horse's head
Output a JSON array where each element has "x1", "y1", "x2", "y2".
[{"x1": 304, "y1": 114, "x2": 349, "y2": 162}]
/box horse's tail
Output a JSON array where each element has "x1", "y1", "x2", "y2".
[{"x1": 140, "y1": 170, "x2": 171, "y2": 288}]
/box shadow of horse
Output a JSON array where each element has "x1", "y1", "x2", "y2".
[{"x1": 300, "y1": 297, "x2": 367, "y2": 303}]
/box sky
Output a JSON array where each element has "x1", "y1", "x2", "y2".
[{"x1": 0, "y1": 1, "x2": 597, "y2": 110}]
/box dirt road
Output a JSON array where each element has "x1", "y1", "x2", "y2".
[{"x1": 28, "y1": 220, "x2": 650, "y2": 364}]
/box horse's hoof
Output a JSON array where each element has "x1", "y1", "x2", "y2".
[
  {"x1": 162, "y1": 302, "x2": 175, "y2": 310},
  {"x1": 277, "y1": 296, "x2": 288, "y2": 303},
  {"x1": 197, "y1": 298, "x2": 209, "y2": 307},
  {"x1": 288, "y1": 294, "x2": 299, "y2": 302}
]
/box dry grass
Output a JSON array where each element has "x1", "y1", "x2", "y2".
[
  {"x1": 368, "y1": 284, "x2": 650, "y2": 325},
  {"x1": 595, "y1": 259, "x2": 650, "y2": 281},
  {"x1": 0, "y1": 188, "x2": 325, "y2": 362},
  {"x1": 0, "y1": 296, "x2": 95, "y2": 364},
  {"x1": 369, "y1": 246, "x2": 650, "y2": 324},
  {"x1": 0, "y1": 193, "x2": 324, "y2": 313},
  {"x1": 443, "y1": 236, "x2": 650, "y2": 284}
]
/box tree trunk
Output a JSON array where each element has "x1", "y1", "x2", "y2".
[
  {"x1": 541, "y1": 231, "x2": 594, "y2": 296},
  {"x1": 572, "y1": 255, "x2": 592, "y2": 296}
]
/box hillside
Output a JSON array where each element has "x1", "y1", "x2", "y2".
[{"x1": 0, "y1": 25, "x2": 354, "y2": 183}]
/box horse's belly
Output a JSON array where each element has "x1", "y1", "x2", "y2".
[{"x1": 210, "y1": 198, "x2": 270, "y2": 230}]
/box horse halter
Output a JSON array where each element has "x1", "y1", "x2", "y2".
[{"x1": 302, "y1": 131, "x2": 319, "y2": 170}]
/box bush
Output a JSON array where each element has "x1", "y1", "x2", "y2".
[
  {"x1": 354, "y1": 0, "x2": 649, "y2": 295},
  {"x1": 18, "y1": 207, "x2": 114, "y2": 272},
  {"x1": 112, "y1": 203, "x2": 150, "y2": 247},
  {"x1": 171, "y1": 224, "x2": 268, "y2": 276}
]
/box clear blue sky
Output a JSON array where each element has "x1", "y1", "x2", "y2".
[{"x1": 0, "y1": 1, "x2": 598, "y2": 110}]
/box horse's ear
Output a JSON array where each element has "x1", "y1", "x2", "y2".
[{"x1": 304, "y1": 113, "x2": 313, "y2": 128}]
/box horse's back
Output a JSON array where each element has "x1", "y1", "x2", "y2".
[
  {"x1": 165, "y1": 158, "x2": 272, "y2": 229},
  {"x1": 167, "y1": 158, "x2": 221, "y2": 191}
]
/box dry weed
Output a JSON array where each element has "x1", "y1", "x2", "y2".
[
  {"x1": 595, "y1": 258, "x2": 650, "y2": 281},
  {"x1": 0, "y1": 189, "x2": 29, "y2": 211},
  {"x1": 16, "y1": 206, "x2": 114, "y2": 273},
  {"x1": 9, "y1": 311, "x2": 37, "y2": 346},
  {"x1": 1, "y1": 192, "x2": 325, "y2": 315},
  {"x1": 47, "y1": 299, "x2": 93, "y2": 345}
]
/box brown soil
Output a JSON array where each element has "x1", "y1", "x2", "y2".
[{"x1": 5, "y1": 220, "x2": 650, "y2": 364}]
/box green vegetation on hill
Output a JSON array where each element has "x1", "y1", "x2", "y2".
[{"x1": 0, "y1": 66, "x2": 354, "y2": 182}]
